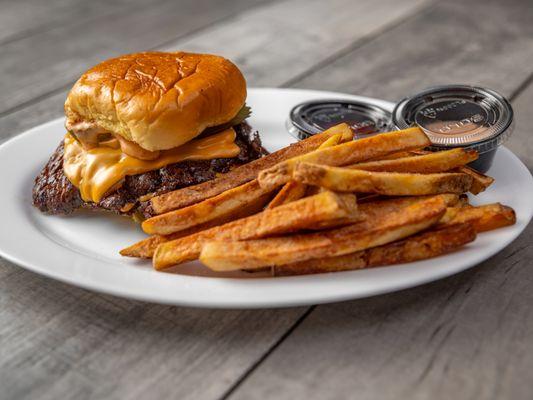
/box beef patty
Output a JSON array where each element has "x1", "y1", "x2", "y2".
[{"x1": 32, "y1": 122, "x2": 266, "y2": 218}]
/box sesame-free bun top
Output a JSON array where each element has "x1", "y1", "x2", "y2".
[{"x1": 64, "y1": 51, "x2": 247, "y2": 151}]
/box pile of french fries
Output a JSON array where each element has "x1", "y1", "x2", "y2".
[{"x1": 121, "y1": 123, "x2": 516, "y2": 276}]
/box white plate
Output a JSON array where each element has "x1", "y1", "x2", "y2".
[{"x1": 0, "y1": 88, "x2": 531, "y2": 308}]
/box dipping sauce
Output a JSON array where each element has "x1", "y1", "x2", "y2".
[
  {"x1": 393, "y1": 85, "x2": 514, "y2": 172},
  {"x1": 287, "y1": 100, "x2": 392, "y2": 140}
]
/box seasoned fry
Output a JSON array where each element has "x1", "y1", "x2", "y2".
[
  {"x1": 142, "y1": 179, "x2": 275, "y2": 235},
  {"x1": 274, "y1": 223, "x2": 477, "y2": 276},
  {"x1": 410, "y1": 149, "x2": 493, "y2": 194},
  {"x1": 266, "y1": 181, "x2": 308, "y2": 209},
  {"x1": 438, "y1": 203, "x2": 516, "y2": 232},
  {"x1": 258, "y1": 127, "x2": 430, "y2": 188},
  {"x1": 348, "y1": 148, "x2": 478, "y2": 173},
  {"x1": 266, "y1": 132, "x2": 350, "y2": 209},
  {"x1": 120, "y1": 196, "x2": 267, "y2": 258},
  {"x1": 293, "y1": 163, "x2": 473, "y2": 195},
  {"x1": 457, "y1": 166, "x2": 494, "y2": 194},
  {"x1": 150, "y1": 124, "x2": 352, "y2": 214},
  {"x1": 199, "y1": 195, "x2": 447, "y2": 271},
  {"x1": 153, "y1": 191, "x2": 359, "y2": 269}
]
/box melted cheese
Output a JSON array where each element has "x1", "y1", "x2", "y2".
[{"x1": 63, "y1": 128, "x2": 240, "y2": 203}]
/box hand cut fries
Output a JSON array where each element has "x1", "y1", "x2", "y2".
[
  {"x1": 293, "y1": 163, "x2": 473, "y2": 195},
  {"x1": 119, "y1": 123, "x2": 516, "y2": 276},
  {"x1": 258, "y1": 127, "x2": 430, "y2": 188},
  {"x1": 150, "y1": 123, "x2": 353, "y2": 214},
  {"x1": 199, "y1": 196, "x2": 448, "y2": 271},
  {"x1": 153, "y1": 191, "x2": 359, "y2": 269},
  {"x1": 274, "y1": 223, "x2": 477, "y2": 276}
]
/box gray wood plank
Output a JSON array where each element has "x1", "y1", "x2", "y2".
[
  {"x1": 0, "y1": 264, "x2": 305, "y2": 400},
  {"x1": 0, "y1": 1, "x2": 435, "y2": 399},
  {"x1": 227, "y1": 1, "x2": 533, "y2": 399},
  {"x1": 0, "y1": 0, "x2": 269, "y2": 116},
  {"x1": 161, "y1": 0, "x2": 430, "y2": 87},
  {"x1": 293, "y1": 0, "x2": 533, "y2": 102},
  {"x1": 0, "y1": 0, "x2": 165, "y2": 44}
]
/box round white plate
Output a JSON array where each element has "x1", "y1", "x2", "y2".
[{"x1": 0, "y1": 88, "x2": 531, "y2": 308}]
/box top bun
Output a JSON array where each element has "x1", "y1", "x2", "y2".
[{"x1": 64, "y1": 51, "x2": 246, "y2": 151}]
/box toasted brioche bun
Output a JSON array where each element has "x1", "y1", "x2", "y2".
[{"x1": 64, "y1": 51, "x2": 246, "y2": 151}]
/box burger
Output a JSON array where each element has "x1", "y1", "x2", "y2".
[{"x1": 32, "y1": 51, "x2": 265, "y2": 218}]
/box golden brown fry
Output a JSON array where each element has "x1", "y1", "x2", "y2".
[
  {"x1": 142, "y1": 179, "x2": 275, "y2": 235},
  {"x1": 457, "y1": 166, "x2": 494, "y2": 195},
  {"x1": 266, "y1": 132, "x2": 350, "y2": 209},
  {"x1": 438, "y1": 203, "x2": 516, "y2": 232},
  {"x1": 199, "y1": 195, "x2": 447, "y2": 271},
  {"x1": 410, "y1": 149, "x2": 493, "y2": 195},
  {"x1": 366, "y1": 151, "x2": 414, "y2": 161},
  {"x1": 293, "y1": 163, "x2": 473, "y2": 195},
  {"x1": 274, "y1": 223, "x2": 476, "y2": 275},
  {"x1": 266, "y1": 181, "x2": 308, "y2": 209},
  {"x1": 348, "y1": 148, "x2": 478, "y2": 173},
  {"x1": 153, "y1": 191, "x2": 359, "y2": 269},
  {"x1": 258, "y1": 127, "x2": 430, "y2": 188},
  {"x1": 120, "y1": 196, "x2": 267, "y2": 258},
  {"x1": 150, "y1": 124, "x2": 351, "y2": 214}
]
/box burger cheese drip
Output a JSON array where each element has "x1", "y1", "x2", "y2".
[{"x1": 63, "y1": 128, "x2": 240, "y2": 203}]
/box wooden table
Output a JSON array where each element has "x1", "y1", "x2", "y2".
[{"x1": 1, "y1": 0, "x2": 532, "y2": 398}]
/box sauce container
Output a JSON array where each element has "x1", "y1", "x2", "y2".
[
  {"x1": 392, "y1": 85, "x2": 514, "y2": 172},
  {"x1": 287, "y1": 100, "x2": 392, "y2": 140}
]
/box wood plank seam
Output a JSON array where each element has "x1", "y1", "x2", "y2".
[
  {"x1": 281, "y1": 0, "x2": 438, "y2": 88},
  {"x1": 218, "y1": 306, "x2": 316, "y2": 400}
]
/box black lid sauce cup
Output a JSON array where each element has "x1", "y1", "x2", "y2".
[
  {"x1": 286, "y1": 100, "x2": 392, "y2": 140},
  {"x1": 392, "y1": 85, "x2": 514, "y2": 173}
]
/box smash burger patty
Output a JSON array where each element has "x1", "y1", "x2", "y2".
[
  {"x1": 32, "y1": 51, "x2": 266, "y2": 219},
  {"x1": 33, "y1": 122, "x2": 265, "y2": 217}
]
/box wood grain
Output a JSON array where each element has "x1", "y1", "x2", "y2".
[
  {"x1": 0, "y1": 264, "x2": 305, "y2": 400},
  {"x1": 0, "y1": 0, "x2": 166, "y2": 44},
  {"x1": 294, "y1": 0, "x2": 533, "y2": 102},
  {"x1": 161, "y1": 0, "x2": 431, "y2": 87}
]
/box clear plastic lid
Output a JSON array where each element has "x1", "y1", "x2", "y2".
[
  {"x1": 392, "y1": 85, "x2": 514, "y2": 153},
  {"x1": 287, "y1": 100, "x2": 392, "y2": 140}
]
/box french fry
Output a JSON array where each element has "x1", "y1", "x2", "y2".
[
  {"x1": 410, "y1": 149, "x2": 493, "y2": 195},
  {"x1": 120, "y1": 196, "x2": 267, "y2": 258},
  {"x1": 266, "y1": 181, "x2": 308, "y2": 209},
  {"x1": 457, "y1": 166, "x2": 494, "y2": 194},
  {"x1": 348, "y1": 148, "x2": 478, "y2": 173},
  {"x1": 258, "y1": 127, "x2": 430, "y2": 188},
  {"x1": 273, "y1": 223, "x2": 476, "y2": 276},
  {"x1": 293, "y1": 163, "x2": 473, "y2": 195},
  {"x1": 142, "y1": 179, "x2": 275, "y2": 235},
  {"x1": 438, "y1": 203, "x2": 516, "y2": 232},
  {"x1": 199, "y1": 195, "x2": 447, "y2": 271},
  {"x1": 266, "y1": 131, "x2": 351, "y2": 209},
  {"x1": 153, "y1": 191, "x2": 359, "y2": 269},
  {"x1": 150, "y1": 124, "x2": 352, "y2": 214}
]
